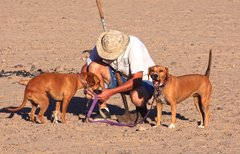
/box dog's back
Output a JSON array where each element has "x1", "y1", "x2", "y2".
[
  {"x1": 26, "y1": 73, "x2": 79, "y2": 100},
  {"x1": 174, "y1": 74, "x2": 211, "y2": 100},
  {"x1": 27, "y1": 73, "x2": 78, "y2": 88},
  {"x1": 171, "y1": 50, "x2": 212, "y2": 102}
]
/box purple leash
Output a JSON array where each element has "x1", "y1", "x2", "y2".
[{"x1": 87, "y1": 94, "x2": 154, "y2": 127}]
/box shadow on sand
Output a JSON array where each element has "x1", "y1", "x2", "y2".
[{"x1": 0, "y1": 97, "x2": 189, "y2": 126}]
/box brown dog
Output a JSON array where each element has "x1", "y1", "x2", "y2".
[
  {"x1": 6, "y1": 72, "x2": 100, "y2": 124},
  {"x1": 148, "y1": 50, "x2": 212, "y2": 128}
]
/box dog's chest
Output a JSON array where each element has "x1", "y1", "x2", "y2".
[{"x1": 153, "y1": 86, "x2": 168, "y2": 104}]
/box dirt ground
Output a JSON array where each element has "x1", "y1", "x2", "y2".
[{"x1": 0, "y1": 0, "x2": 240, "y2": 153}]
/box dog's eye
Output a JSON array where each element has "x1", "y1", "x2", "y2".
[{"x1": 159, "y1": 70, "x2": 163, "y2": 72}]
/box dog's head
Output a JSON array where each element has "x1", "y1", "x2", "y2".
[
  {"x1": 81, "y1": 72, "x2": 100, "y2": 91},
  {"x1": 148, "y1": 65, "x2": 169, "y2": 86},
  {"x1": 81, "y1": 72, "x2": 101, "y2": 99}
]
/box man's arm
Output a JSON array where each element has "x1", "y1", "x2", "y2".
[
  {"x1": 97, "y1": 72, "x2": 143, "y2": 102},
  {"x1": 112, "y1": 72, "x2": 143, "y2": 94}
]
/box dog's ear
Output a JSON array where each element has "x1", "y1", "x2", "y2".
[
  {"x1": 86, "y1": 73, "x2": 101, "y2": 90},
  {"x1": 93, "y1": 75, "x2": 100, "y2": 83},
  {"x1": 88, "y1": 75, "x2": 100, "y2": 90},
  {"x1": 86, "y1": 74, "x2": 95, "y2": 86},
  {"x1": 148, "y1": 67, "x2": 152, "y2": 80},
  {"x1": 81, "y1": 72, "x2": 88, "y2": 81},
  {"x1": 93, "y1": 75, "x2": 100, "y2": 89},
  {"x1": 165, "y1": 67, "x2": 169, "y2": 77}
]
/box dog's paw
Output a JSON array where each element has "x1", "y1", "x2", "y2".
[
  {"x1": 85, "y1": 93, "x2": 93, "y2": 99},
  {"x1": 153, "y1": 125, "x2": 160, "y2": 128},
  {"x1": 51, "y1": 110, "x2": 61, "y2": 123},
  {"x1": 168, "y1": 123, "x2": 176, "y2": 129},
  {"x1": 53, "y1": 118, "x2": 59, "y2": 124},
  {"x1": 155, "y1": 122, "x2": 161, "y2": 127},
  {"x1": 198, "y1": 124, "x2": 205, "y2": 128}
]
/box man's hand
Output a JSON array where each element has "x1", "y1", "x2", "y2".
[
  {"x1": 97, "y1": 88, "x2": 112, "y2": 102},
  {"x1": 84, "y1": 88, "x2": 96, "y2": 99}
]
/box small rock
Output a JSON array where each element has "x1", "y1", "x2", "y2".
[
  {"x1": 30, "y1": 65, "x2": 36, "y2": 72},
  {"x1": 171, "y1": 62, "x2": 177, "y2": 66},
  {"x1": 136, "y1": 126, "x2": 147, "y2": 131},
  {"x1": 217, "y1": 107, "x2": 223, "y2": 110},
  {"x1": 13, "y1": 64, "x2": 24, "y2": 68},
  {"x1": 31, "y1": 71, "x2": 42, "y2": 77},
  {"x1": 189, "y1": 119, "x2": 196, "y2": 122}
]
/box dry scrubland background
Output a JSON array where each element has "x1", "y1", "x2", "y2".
[{"x1": 0, "y1": 0, "x2": 240, "y2": 153}]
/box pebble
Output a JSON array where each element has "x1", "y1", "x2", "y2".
[{"x1": 136, "y1": 126, "x2": 147, "y2": 131}]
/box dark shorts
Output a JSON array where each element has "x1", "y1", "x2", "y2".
[{"x1": 106, "y1": 67, "x2": 154, "y2": 96}]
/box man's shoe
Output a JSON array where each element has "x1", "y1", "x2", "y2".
[
  {"x1": 136, "y1": 105, "x2": 149, "y2": 123},
  {"x1": 99, "y1": 107, "x2": 111, "y2": 119},
  {"x1": 92, "y1": 113, "x2": 105, "y2": 120},
  {"x1": 136, "y1": 105, "x2": 148, "y2": 118},
  {"x1": 92, "y1": 107, "x2": 111, "y2": 120}
]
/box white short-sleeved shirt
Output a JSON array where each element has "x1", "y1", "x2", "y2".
[{"x1": 87, "y1": 36, "x2": 155, "y2": 80}]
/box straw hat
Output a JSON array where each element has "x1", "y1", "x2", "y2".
[{"x1": 96, "y1": 30, "x2": 130, "y2": 60}]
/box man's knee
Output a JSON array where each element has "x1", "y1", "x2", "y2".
[
  {"x1": 88, "y1": 62, "x2": 101, "y2": 73},
  {"x1": 130, "y1": 87, "x2": 151, "y2": 107},
  {"x1": 88, "y1": 62, "x2": 111, "y2": 87}
]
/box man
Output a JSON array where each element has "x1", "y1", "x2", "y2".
[{"x1": 81, "y1": 30, "x2": 155, "y2": 119}]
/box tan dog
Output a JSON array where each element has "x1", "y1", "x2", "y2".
[
  {"x1": 148, "y1": 50, "x2": 212, "y2": 128},
  {"x1": 6, "y1": 72, "x2": 100, "y2": 124}
]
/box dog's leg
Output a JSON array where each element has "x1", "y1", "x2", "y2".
[
  {"x1": 29, "y1": 101, "x2": 37, "y2": 123},
  {"x1": 169, "y1": 102, "x2": 176, "y2": 129},
  {"x1": 193, "y1": 96, "x2": 204, "y2": 128},
  {"x1": 61, "y1": 97, "x2": 71, "y2": 123},
  {"x1": 202, "y1": 97, "x2": 210, "y2": 128},
  {"x1": 156, "y1": 101, "x2": 163, "y2": 126},
  {"x1": 38, "y1": 105, "x2": 49, "y2": 124},
  {"x1": 53, "y1": 101, "x2": 61, "y2": 123},
  {"x1": 35, "y1": 94, "x2": 49, "y2": 124}
]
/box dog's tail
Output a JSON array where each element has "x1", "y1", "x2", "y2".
[
  {"x1": 205, "y1": 49, "x2": 212, "y2": 78},
  {"x1": 5, "y1": 94, "x2": 28, "y2": 112}
]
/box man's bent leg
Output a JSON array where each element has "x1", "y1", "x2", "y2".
[{"x1": 130, "y1": 81, "x2": 154, "y2": 117}]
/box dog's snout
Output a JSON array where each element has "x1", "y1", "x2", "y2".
[{"x1": 151, "y1": 73, "x2": 159, "y2": 80}]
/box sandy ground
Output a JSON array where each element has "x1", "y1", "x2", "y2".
[{"x1": 0, "y1": 0, "x2": 240, "y2": 153}]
